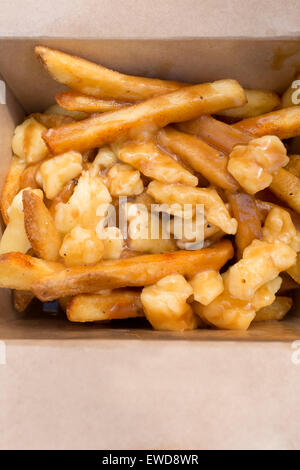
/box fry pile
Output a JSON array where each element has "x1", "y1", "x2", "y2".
[{"x1": 1, "y1": 46, "x2": 300, "y2": 330}]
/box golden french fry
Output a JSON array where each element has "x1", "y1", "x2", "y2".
[
  {"x1": 45, "y1": 104, "x2": 89, "y2": 121},
  {"x1": 285, "y1": 154, "x2": 300, "y2": 178},
  {"x1": 255, "y1": 198, "x2": 277, "y2": 221},
  {"x1": 254, "y1": 296, "x2": 292, "y2": 322},
  {"x1": 31, "y1": 112, "x2": 74, "y2": 128},
  {"x1": 233, "y1": 106, "x2": 300, "y2": 139},
  {"x1": 13, "y1": 289, "x2": 34, "y2": 312},
  {"x1": 178, "y1": 115, "x2": 251, "y2": 154},
  {"x1": 0, "y1": 189, "x2": 43, "y2": 255},
  {"x1": 67, "y1": 290, "x2": 144, "y2": 322},
  {"x1": 43, "y1": 80, "x2": 246, "y2": 154},
  {"x1": 281, "y1": 74, "x2": 300, "y2": 108},
  {"x1": 32, "y1": 240, "x2": 233, "y2": 301},
  {"x1": 120, "y1": 248, "x2": 144, "y2": 259},
  {"x1": 19, "y1": 162, "x2": 41, "y2": 190},
  {"x1": 0, "y1": 156, "x2": 26, "y2": 225},
  {"x1": 115, "y1": 139, "x2": 198, "y2": 187},
  {"x1": 0, "y1": 252, "x2": 62, "y2": 291},
  {"x1": 35, "y1": 46, "x2": 187, "y2": 101},
  {"x1": 218, "y1": 89, "x2": 280, "y2": 119},
  {"x1": 56, "y1": 91, "x2": 129, "y2": 113},
  {"x1": 227, "y1": 192, "x2": 262, "y2": 259},
  {"x1": 270, "y1": 168, "x2": 300, "y2": 213},
  {"x1": 23, "y1": 190, "x2": 62, "y2": 261},
  {"x1": 158, "y1": 127, "x2": 238, "y2": 191},
  {"x1": 254, "y1": 198, "x2": 297, "y2": 222}
]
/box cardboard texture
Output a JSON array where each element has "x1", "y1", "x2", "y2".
[
  {"x1": 1, "y1": 340, "x2": 300, "y2": 450},
  {"x1": 0, "y1": 0, "x2": 299, "y2": 38},
  {"x1": 1, "y1": 0, "x2": 300, "y2": 450}
]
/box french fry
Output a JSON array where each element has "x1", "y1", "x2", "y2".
[
  {"x1": 115, "y1": 139, "x2": 198, "y2": 186},
  {"x1": 120, "y1": 248, "x2": 144, "y2": 259},
  {"x1": 0, "y1": 252, "x2": 62, "y2": 291},
  {"x1": 217, "y1": 89, "x2": 280, "y2": 119},
  {"x1": 227, "y1": 192, "x2": 262, "y2": 258},
  {"x1": 178, "y1": 115, "x2": 251, "y2": 154},
  {"x1": 0, "y1": 156, "x2": 26, "y2": 225},
  {"x1": 0, "y1": 189, "x2": 44, "y2": 255},
  {"x1": 43, "y1": 80, "x2": 247, "y2": 154},
  {"x1": 67, "y1": 290, "x2": 144, "y2": 322},
  {"x1": 35, "y1": 46, "x2": 187, "y2": 101},
  {"x1": 32, "y1": 240, "x2": 233, "y2": 301},
  {"x1": 233, "y1": 106, "x2": 300, "y2": 139},
  {"x1": 56, "y1": 91, "x2": 129, "y2": 113},
  {"x1": 19, "y1": 162, "x2": 41, "y2": 190},
  {"x1": 254, "y1": 296, "x2": 293, "y2": 322},
  {"x1": 285, "y1": 154, "x2": 300, "y2": 178},
  {"x1": 31, "y1": 112, "x2": 74, "y2": 128},
  {"x1": 255, "y1": 198, "x2": 278, "y2": 221},
  {"x1": 270, "y1": 168, "x2": 300, "y2": 213},
  {"x1": 23, "y1": 190, "x2": 61, "y2": 261},
  {"x1": 13, "y1": 289, "x2": 34, "y2": 313},
  {"x1": 45, "y1": 104, "x2": 89, "y2": 121},
  {"x1": 158, "y1": 127, "x2": 238, "y2": 191}
]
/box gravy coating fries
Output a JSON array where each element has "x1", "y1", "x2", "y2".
[{"x1": 1, "y1": 46, "x2": 299, "y2": 330}]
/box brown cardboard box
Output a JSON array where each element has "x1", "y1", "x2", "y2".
[{"x1": 0, "y1": 0, "x2": 300, "y2": 450}]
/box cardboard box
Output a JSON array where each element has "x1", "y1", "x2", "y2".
[{"x1": 0, "y1": 1, "x2": 300, "y2": 450}]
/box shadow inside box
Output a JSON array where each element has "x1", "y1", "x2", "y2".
[{"x1": 1, "y1": 297, "x2": 300, "y2": 342}]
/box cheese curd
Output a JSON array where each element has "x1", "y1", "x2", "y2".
[
  {"x1": 251, "y1": 276, "x2": 282, "y2": 310},
  {"x1": 262, "y1": 207, "x2": 300, "y2": 251},
  {"x1": 227, "y1": 239, "x2": 296, "y2": 301},
  {"x1": 193, "y1": 290, "x2": 256, "y2": 330},
  {"x1": 98, "y1": 226, "x2": 124, "y2": 259},
  {"x1": 89, "y1": 146, "x2": 118, "y2": 177},
  {"x1": 190, "y1": 270, "x2": 224, "y2": 305},
  {"x1": 36, "y1": 151, "x2": 82, "y2": 199},
  {"x1": 228, "y1": 136, "x2": 289, "y2": 194},
  {"x1": 60, "y1": 226, "x2": 104, "y2": 266},
  {"x1": 193, "y1": 272, "x2": 282, "y2": 330},
  {"x1": 54, "y1": 171, "x2": 112, "y2": 234},
  {"x1": 147, "y1": 181, "x2": 237, "y2": 234},
  {"x1": 0, "y1": 188, "x2": 43, "y2": 254},
  {"x1": 170, "y1": 216, "x2": 221, "y2": 250},
  {"x1": 141, "y1": 274, "x2": 197, "y2": 331},
  {"x1": 107, "y1": 163, "x2": 144, "y2": 197},
  {"x1": 12, "y1": 117, "x2": 49, "y2": 164}
]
